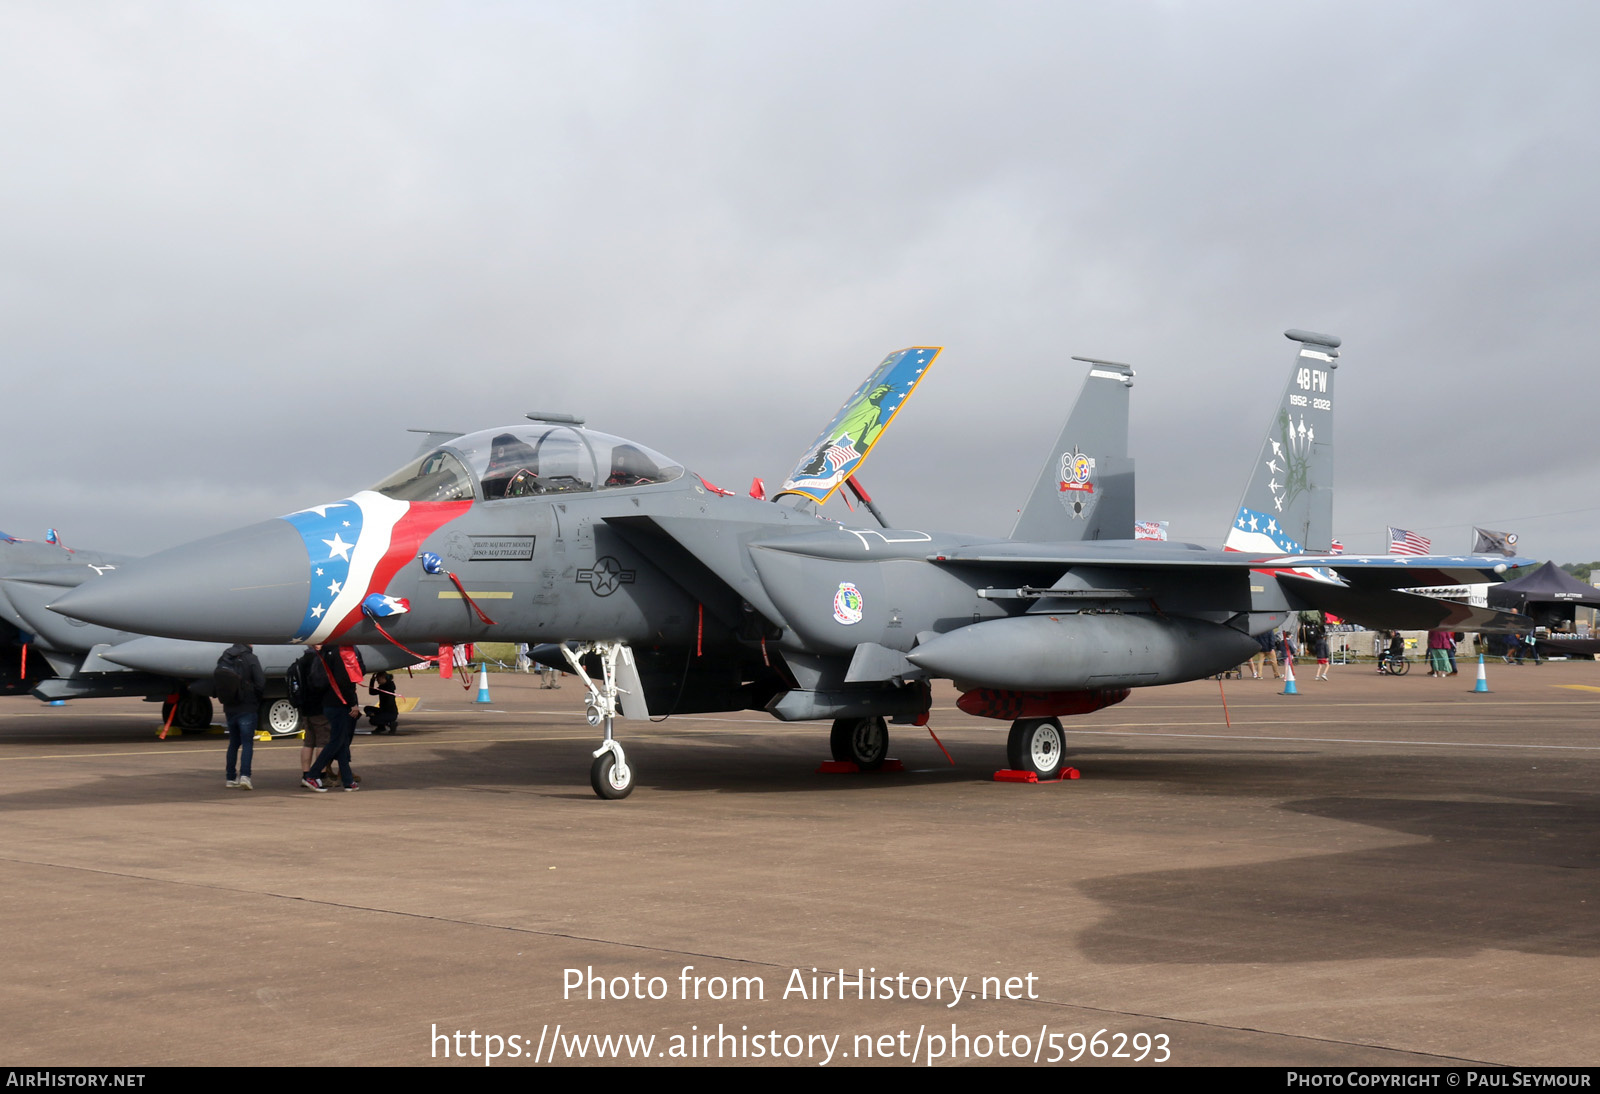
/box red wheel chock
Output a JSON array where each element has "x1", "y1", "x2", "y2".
[
  {"x1": 816, "y1": 759, "x2": 905, "y2": 774},
  {"x1": 993, "y1": 767, "x2": 1080, "y2": 783}
]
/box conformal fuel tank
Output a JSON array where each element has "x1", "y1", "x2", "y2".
[{"x1": 905, "y1": 612, "x2": 1260, "y2": 691}]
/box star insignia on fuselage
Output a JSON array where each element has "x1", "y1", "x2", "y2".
[{"x1": 575, "y1": 556, "x2": 636, "y2": 597}]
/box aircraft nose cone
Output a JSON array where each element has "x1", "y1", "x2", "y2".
[{"x1": 49, "y1": 519, "x2": 311, "y2": 643}]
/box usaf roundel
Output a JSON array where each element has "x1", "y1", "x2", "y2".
[{"x1": 833, "y1": 582, "x2": 864, "y2": 625}]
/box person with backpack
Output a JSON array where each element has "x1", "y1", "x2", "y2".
[
  {"x1": 288, "y1": 647, "x2": 333, "y2": 788},
  {"x1": 303, "y1": 645, "x2": 366, "y2": 792},
  {"x1": 215, "y1": 643, "x2": 266, "y2": 790}
]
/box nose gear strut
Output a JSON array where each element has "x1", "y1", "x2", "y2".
[{"x1": 561, "y1": 640, "x2": 645, "y2": 799}]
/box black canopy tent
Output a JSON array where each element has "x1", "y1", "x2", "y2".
[{"x1": 1486, "y1": 561, "x2": 1600, "y2": 627}]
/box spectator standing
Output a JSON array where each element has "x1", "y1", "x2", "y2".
[
  {"x1": 215, "y1": 643, "x2": 266, "y2": 790},
  {"x1": 304, "y1": 646, "x2": 366, "y2": 792}
]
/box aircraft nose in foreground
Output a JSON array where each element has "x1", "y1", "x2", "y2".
[{"x1": 49, "y1": 519, "x2": 311, "y2": 643}]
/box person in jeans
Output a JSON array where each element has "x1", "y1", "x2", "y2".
[
  {"x1": 303, "y1": 645, "x2": 366, "y2": 792},
  {"x1": 215, "y1": 643, "x2": 265, "y2": 790}
]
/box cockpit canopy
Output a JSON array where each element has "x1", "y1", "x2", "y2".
[{"x1": 371, "y1": 424, "x2": 685, "y2": 503}]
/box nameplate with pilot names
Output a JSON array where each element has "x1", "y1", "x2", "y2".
[{"x1": 468, "y1": 536, "x2": 536, "y2": 561}]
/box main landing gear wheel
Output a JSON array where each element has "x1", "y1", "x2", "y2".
[
  {"x1": 830, "y1": 716, "x2": 889, "y2": 771},
  {"x1": 1007, "y1": 717, "x2": 1065, "y2": 779},
  {"x1": 163, "y1": 690, "x2": 214, "y2": 730},
  {"x1": 590, "y1": 748, "x2": 634, "y2": 800},
  {"x1": 261, "y1": 698, "x2": 302, "y2": 737}
]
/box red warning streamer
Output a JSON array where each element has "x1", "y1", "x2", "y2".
[
  {"x1": 159, "y1": 691, "x2": 179, "y2": 740},
  {"x1": 365, "y1": 612, "x2": 443, "y2": 664},
  {"x1": 446, "y1": 571, "x2": 497, "y2": 625}
]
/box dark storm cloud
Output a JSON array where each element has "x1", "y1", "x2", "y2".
[{"x1": 2, "y1": 2, "x2": 1595, "y2": 561}]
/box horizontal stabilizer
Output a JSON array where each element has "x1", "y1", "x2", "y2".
[{"x1": 1278, "y1": 575, "x2": 1532, "y2": 633}]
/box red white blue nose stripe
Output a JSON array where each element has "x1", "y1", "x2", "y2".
[{"x1": 280, "y1": 491, "x2": 411, "y2": 644}]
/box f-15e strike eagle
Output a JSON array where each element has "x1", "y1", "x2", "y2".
[
  {"x1": 0, "y1": 530, "x2": 413, "y2": 734},
  {"x1": 50, "y1": 333, "x2": 1532, "y2": 797}
]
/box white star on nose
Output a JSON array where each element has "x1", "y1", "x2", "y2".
[{"x1": 323, "y1": 533, "x2": 354, "y2": 561}]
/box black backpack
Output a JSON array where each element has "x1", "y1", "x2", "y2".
[
  {"x1": 286, "y1": 650, "x2": 318, "y2": 713},
  {"x1": 214, "y1": 653, "x2": 244, "y2": 706}
]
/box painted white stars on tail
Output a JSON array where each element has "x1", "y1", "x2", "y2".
[{"x1": 1225, "y1": 506, "x2": 1302, "y2": 555}]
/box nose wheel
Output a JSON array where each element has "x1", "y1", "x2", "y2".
[
  {"x1": 564, "y1": 641, "x2": 642, "y2": 800},
  {"x1": 590, "y1": 741, "x2": 634, "y2": 799}
]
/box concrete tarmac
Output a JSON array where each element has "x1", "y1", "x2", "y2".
[{"x1": 2, "y1": 657, "x2": 1597, "y2": 1067}]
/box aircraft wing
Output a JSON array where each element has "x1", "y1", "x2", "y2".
[
  {"x1": 929, "y1": 546, "x2": 1537, "y2": 590},
  {"x1": 775, "y1": 346, "x2": 940, "y2": 505}
]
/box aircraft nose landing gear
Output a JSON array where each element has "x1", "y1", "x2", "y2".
[
  {"x1": 563, "y1": 641, "x2": 642, "y2": 800},
  {"x1": 590, "y1": 740, "x2": 633, "y2": 799}
]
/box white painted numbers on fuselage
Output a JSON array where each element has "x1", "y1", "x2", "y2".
[{"x1": 1291, "y1": 366, "x2": 1331, "y2": 412}]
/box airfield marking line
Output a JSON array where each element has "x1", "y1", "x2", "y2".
[
  {"x1": 0, "y1": 853, "x2": 1501, "y2": 1067},
  {"x1": 1060, "y1": 728, "x2": 1600, "y2": 751},
  {"x1": 1059, "y1": 717, "x2": 1584, "y2": 730},
  {"x1": 935, "y1": 699, "x2": 1598, "y2": 714},
  {"x1": 0, "y1": 726, "x2": 807, "y2": 761},
  {"x1": 1556, "y1": 684, "x2": 1600, "y2": 693}
]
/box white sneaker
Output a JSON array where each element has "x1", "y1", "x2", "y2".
[
  {"x1": 225, "y1": 779, "x2": 239, "y2": 788},
  {"x1": 238, "y1": 776, "x2": 253, "y2": 790}
]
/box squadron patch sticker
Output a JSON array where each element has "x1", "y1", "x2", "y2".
[
  {"x1": 833, "y1": 582, "x2": 864, "y2": 625},
  {"x1": 1057, "y1": 446, "x2": 1097, "y2": 519}
]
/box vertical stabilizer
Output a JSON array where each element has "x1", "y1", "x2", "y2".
[
  {"x1": 1223, "y1": 329, "x2": 1340, "y2": 554},
  {"x1": 1009, "y1": 358, "x2": 1135, "y2": 542}
]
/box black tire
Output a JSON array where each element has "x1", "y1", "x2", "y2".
[
  {"x1": 829, "y1": 716, "x2": 889, "y2": 770},
  {"x1": 173, "y1": 691, "x2": 214, "y2": 729},
  {"x1": 260, "y1": 698, "x2": 302, "y2": 737},
  {"x1": 590, "y1": 751, "x2": 634, "y2": 800},
  {"x1": 1007, "y1": 717, "x2": 1065, "y2": 779},
  {"x1": 1388, "y1": 657, "x2": 1409, "y2": 676}
]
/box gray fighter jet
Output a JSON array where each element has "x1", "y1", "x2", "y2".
[
  {"x1": 0, "y1": 531, "x2": 414, "y2": 733},
  {"x1": 3, "y1": 431, "x2": 469, "y2": 732},
  {"x1": 50, "y1": 338, "x2": 1534, "y2": 798}
]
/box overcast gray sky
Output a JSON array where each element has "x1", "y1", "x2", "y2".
[{"x1": 4, "y1": 1, "x2": 1597, "y2": 561}]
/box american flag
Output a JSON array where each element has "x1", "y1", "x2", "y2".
[
  {"x1": 1388, "y1": 526, "x2": 1431, "y2": 555},
  {"x1": 824, "y1": 439, "x2": 860, "y2": 472}
]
